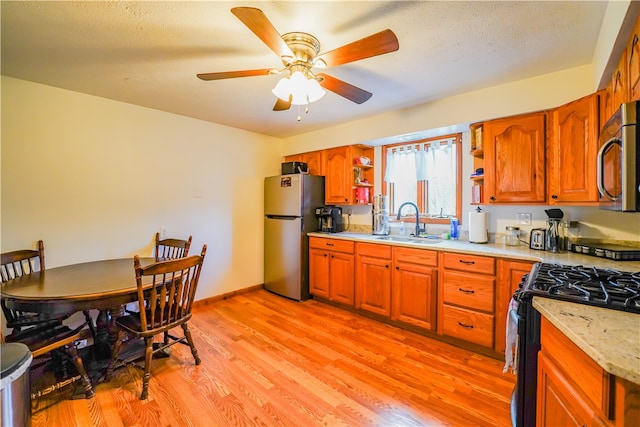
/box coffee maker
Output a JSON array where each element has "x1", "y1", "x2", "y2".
[{"x1": 316, "y1": 206, "x2": 343, "y2": 233}]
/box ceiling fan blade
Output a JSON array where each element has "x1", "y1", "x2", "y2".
[
  {"x1": 197, "y1": 69, "x2": 273, "y2": 81},
  {"x1": 231, "y1": 7, "x2": 295, "y2": 60},
  {"x1": 316, "y1": 29, "x2": 399, "y2": 67},
  {"x1": 273, "y1": 96, "x2": 292, "y2": 111},
  {"x1": 317, "y1": 73, "x2": 372, "y2": 104}
]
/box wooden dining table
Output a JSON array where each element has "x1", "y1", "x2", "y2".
[{"x1": 1, "y1": 257, "x2": 156, "y2": 362}]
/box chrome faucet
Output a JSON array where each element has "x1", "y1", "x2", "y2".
[{"x1": 396, "y1": 201, "x2": 421, "y2": 237}]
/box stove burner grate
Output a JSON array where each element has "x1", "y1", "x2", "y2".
[{"x1": 523, "y1": 263, "x2": 640, "y2": 314}]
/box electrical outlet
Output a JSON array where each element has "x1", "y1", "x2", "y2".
[
  {"x1": 346, "y1": 209, "x2": 353, "y2": 216},
  {"x1": 160, "y1": 226, "x2": 167, "y2": 239},
  {"x1": 517, "y1": 213, "x2": 532, "y2": 225}
]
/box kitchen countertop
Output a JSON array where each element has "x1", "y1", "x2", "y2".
[
  {"x1": 308, "y1": 231, "x2": 640, "y2": 271},
  {"x1": 533, "y1": 297, "x2": 640, "y2": 384}
]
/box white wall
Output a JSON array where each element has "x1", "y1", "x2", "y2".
[{"x1": 1, "y1": 76, "x2": 282, "y2": 301}]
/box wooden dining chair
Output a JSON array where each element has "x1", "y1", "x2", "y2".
[
  {"x1": 107, "y1": 245, "x2": 207, "y2": 400},
  {"x1": 154, "y1": 232, "x2": 192, "y2": 262},
  {"x1": 6, "y1": 320, "x2": 95, "y2": 400},
  {"x1": 1, "y1": 241, "x2": 97, "y2": 340},
  {"x1": 1, "y1": 241, "x2": 62, "y2": 334}
]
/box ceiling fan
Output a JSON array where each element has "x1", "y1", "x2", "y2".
[{"x1": 197, "y1": 7, "x2": 399, "y2": 112}]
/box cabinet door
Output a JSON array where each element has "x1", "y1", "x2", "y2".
[
  {"x1": 392, "y1": 262, "x2": 437, "y2": 330},
  {"x1": 301, "y1": 151, "x2": 325, "y2": 176},
  {"x1": 325, "y1": 146, "x2": 351, "y2": 204},
  {"x1": 484, "y1": 112, "x2": 546, "y2": 203},
  {"x1": 537, "y1": 352, "x2": 609, "y2": 427},
  {"x1": 356, "y1": 254, "x2": 391, "y2": 316},
  {"x1": 329, "y1": 252, "x2": 355, "y2": 306},
  {"x1": 548, "y1": 93, "x2": 601, "y2": 204},
  {"x1": 613, "y1": 49, "x2": 629, "y2": 109},
  {"x1": 628, "y1": 17, "x2": 640, "y2": 102},
  {"x1": 495, "y1": 260, "x2": 534, "y2": 354},
  {"x1": 309, "y1": 248, "x2": 330, "y2": 298}
]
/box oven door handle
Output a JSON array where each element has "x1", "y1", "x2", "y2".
[{"x1": 596, "y1": 137, "x2": 622, "y2": 201}]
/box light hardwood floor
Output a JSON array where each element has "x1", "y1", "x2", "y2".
[{"x1": 31, "y1": 289, "x2": 515, "y2": 426}]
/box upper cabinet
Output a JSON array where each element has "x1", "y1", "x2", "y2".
[
  {"x1": 483, "y1": 112, "x2": 547, "y2": 204},
  {"x1": 548, "y1": 93, "x2": 601, "y2": 205},
  {"x1": 285, "y1": 144, "x2": 373, "y2": 205},
  {"x1": 284, "y1": 150, "x2": 325, "y2": 176},
  {"x1": 324, "y1": 146, "x2": 351, "y2": 204},
  {"x1": 628, "y1": 17, "x2": 640, "y2": 102}
]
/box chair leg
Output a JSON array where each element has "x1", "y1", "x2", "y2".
[
  {"x1": 140, "y1": 336, "x2": 154, "y2": 400},
  {"x1": 65, "y1": 343, "x2": 95, "y2": 399},
  {"x1": 105, "y1": 329, "x2": 126, "y2": 382},
  {"x1": 181, "y1": 323, "x2": 201, "y2": 365}
]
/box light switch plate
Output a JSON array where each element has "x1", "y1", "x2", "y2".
[{"x1": 517, "y1": 213, "x2": 532, "y2": 225}]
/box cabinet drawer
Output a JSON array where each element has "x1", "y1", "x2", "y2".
[
  {"x1": 309, "y1": 237, "x2": 354, "y2": 254},
  {"x1": 356, "y1": 242, "x2": 391, "y2": 258},
  {"x1": 442, "y1": 305, "x2": 494, "y2": 348},
  {"x1": 394, "y1": 247, "x2": 438, "y2": 267},
  {"x1": 442, "y1": 252, "x2": 495, "y2": 275},
  {"x1": 442, "y1": 271, "x2": 495, "y2": 312}
]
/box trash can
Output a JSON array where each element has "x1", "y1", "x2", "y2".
[{"x1": 1, "y1": 342, "x2": 33, "y2": 427}]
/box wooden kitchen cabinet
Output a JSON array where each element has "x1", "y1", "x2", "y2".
[
  {"x1": 439, "y1": 252, "x2": 496, "y2": 348},
  {"x1": 284, "y1": 150, "x2": 325, "y2": 176},
  {"x1": 309, "y1": 237, "x2": 355, "y2": 306},
  {"x1": 355, "y1": 242, "x2": 392, "y2": 317},
  {"x1": 628, "y1": 16, "x2": 640, "y2": 102},
  {"x1": 537, "y1": 318, "x2": 612, "y2": 427},
  {"x1": 324, "y1": 144, "x2": 374, "y2": 205},
  {"x1": 391, "y1": 247, "x2": 438, "y2": 331},
  {"x1": 548, "y1": 93, "x2": 601, "y2": 204},
  {"x1": 537, "y1": 351, "x2": 610, "y2": 427},
  {"x1": 495, "y1": 259, "x2": 534, "y2": 354},
  {"x1": 324, "y1": 146, "x2": 351, "y2": 204},
  {"x1": 483, "y1": 112, "x2": 547, "y2": 204}
]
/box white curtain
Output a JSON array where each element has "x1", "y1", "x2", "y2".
[
  {"x1": 385, "y1": 139, "x2": 456, "y2": 216},
  {"x1": 384, "y1": 146, "x2": 417, "y2": 183}
]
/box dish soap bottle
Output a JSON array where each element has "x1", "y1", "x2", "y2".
[
  {"x1": 450, "y1": 217, "x2": 459, "y2": 240},
  {"x1": 399, "y1": 221, "x2": 406, "y2": 236}
]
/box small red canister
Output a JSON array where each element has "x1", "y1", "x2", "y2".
[{"x1": 355, "y1": 187, "x2": 369, "y2": 204}]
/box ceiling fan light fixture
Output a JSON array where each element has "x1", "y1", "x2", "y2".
[
  {"x1": 306, "y1": 78, "x2": 326, "y2": 103},
  {"x1": 273, "y1": 70, "x2": 326, "y2": 106},
  {"x1": 272, "y1": 77, "x2": 291, "y2": 101}
]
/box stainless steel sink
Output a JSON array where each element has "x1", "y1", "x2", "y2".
[{"x1": 373, "y1": 235, "x2": 442, "y2": 244}]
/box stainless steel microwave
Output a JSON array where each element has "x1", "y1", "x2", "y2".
[{"x1": 597, "y1": 101, "x2": 640, "y2": 212}]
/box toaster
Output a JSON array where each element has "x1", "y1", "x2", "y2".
[{"x1": 530, "y1": 229, "x2": 546, "y2": 250}]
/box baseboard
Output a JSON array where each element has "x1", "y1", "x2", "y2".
[{"x1": 192, "y1": 284, "x2": 264, "y2": 308}]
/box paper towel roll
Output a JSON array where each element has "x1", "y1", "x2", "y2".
[{"x1": 469, "y1": 210, "x2": 488, "y2": 243}]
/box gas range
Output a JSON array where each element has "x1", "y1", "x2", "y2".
[{"x1": 518, "y1": 262, "x2": 640, "y2": 314}]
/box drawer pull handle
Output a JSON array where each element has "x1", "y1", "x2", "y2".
[
  {"x1": 459, "y1": 260, "x2": 475, "y2": 265},
  {"x1": 458, "y1": 322, "x2": 475, "y2": 329},
  {"x1": 326, "y1": 243, "x2": 335, "y2": 247},
  {"x1": 458, "y1": 288, "x2": 475, "y2": 294}
]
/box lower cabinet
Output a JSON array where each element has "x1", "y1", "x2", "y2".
[
  {"x1": 537, "y1": 318, "x2": 611, "y2": 427},
  {"x1": 495, "y1": 259, "x2": 535, "y2": 354},
  {"x1": 309, "y1": 237, "x2": 355, "y2": 306},
  {"x1": 312, "y1": 237, "x2": 538, "y2": 356},
  {"x1": 391, "y1": 247, "x2": 438, "y2": 330},
  {"x1": 355, "y1": 243, "x2": 438, "y2": 330},
  {"x1": 537, "y1": 317, "x2": 640, "y2": 427},
  {"x1": 355, "y1": 243, "x2": 392, "y2": 316},
  {"x1": 439, "y1": 252, "x2": 496, "y2": 348}
]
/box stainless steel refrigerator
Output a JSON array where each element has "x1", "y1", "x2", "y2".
[{"x1": 264, "y1": 174, "x2": 325, "y2": 300}]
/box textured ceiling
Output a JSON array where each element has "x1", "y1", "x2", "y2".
[{"x1": 1, "y1": 1, "x2": 609, "y2": 138}]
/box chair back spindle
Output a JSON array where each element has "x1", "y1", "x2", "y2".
[{"x1": 154, "y1": 233, "x2": 192, "y2": 262}]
